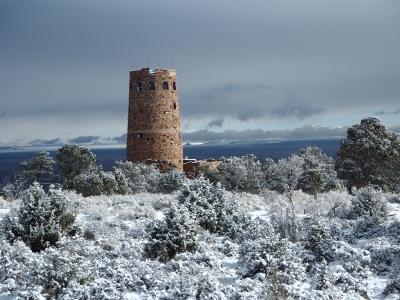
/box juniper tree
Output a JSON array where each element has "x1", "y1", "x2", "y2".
[
  {"x1": 2, "y1": 182, "x2": 75, "y2": 252},
  {"x1": 19, "y1": 151, "x2": 55, "y2": 183},
  {"x1": 56, "y1": 144, "x2": 96, "y2": 189},
  {"x1": 144, "y1": 205, "x2": 199, "y2": 262},
  {"x1": 336, "y1": 117, "x2": 400, "y2": 191}
]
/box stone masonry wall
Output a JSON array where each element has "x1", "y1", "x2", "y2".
[{"x1": 127, "y1": 68, "x2": 183, "y2": 171}]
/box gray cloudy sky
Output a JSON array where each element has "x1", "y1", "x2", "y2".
[{"x1": 1, "y1": 0, "x2": 400, "y2": 145}]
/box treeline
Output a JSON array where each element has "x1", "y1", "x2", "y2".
[
  {"x1": 203, "y1": 117, "x2": 400, "y2": 196},
  {"x1": 1, "y1": 144, "x2": 186, "y2": 199},
  {"x1": 2, "y1": 117, "x2": 400, "y2": 200}
]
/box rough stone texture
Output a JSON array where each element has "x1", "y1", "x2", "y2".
[
  {"x1": 127, "y1": 68, "x2": 183, "y2": 171},
  {"x1": 183, "y1": 159, "x2": 221, "y2": 178}
]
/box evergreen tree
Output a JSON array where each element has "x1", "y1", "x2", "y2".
[
  {"x1": 177, "y1": 177, "x2": 224, "y2": 232},
  {"x1": 144, "y1": 205, "x2": 199, "y2": 262},
  {"x1": 19, "y1": 151, "x2": 55, "y2": 187},
  {"x1": 336, "y1": 117, "x2": 400, "y2": 191},
  {"x1": 2, "y1": 182, "x2": 75, "y2": 252},
  {"x1": 56, "y1": 144, "x2": 96, "y2": 189},
  {"x1": 350, "y1": 186, "x2": 388, "y2": 223}
]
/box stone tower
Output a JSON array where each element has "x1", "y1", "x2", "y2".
[{"x1": 127, "y1": 68, "x2": 183, "y2": 171}]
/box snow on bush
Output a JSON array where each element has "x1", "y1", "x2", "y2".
[
  {"x1": 157, "y1": 169, "x2": 187, "y2": 193},
  {"x1": 73, "y1": 169, "x2": 130, "y2": 197},
  {"x1": 350, "y1": 186, "x2": 389, "y2": 223},
  {"x1": 264, "y1": 147, "x2": 341, "y2": 200},
  {"x1": 144, "y1": 205, "x2": 199, "y2": 262},
  {"x1": 1, "y1": 182, "x2": 76, "y2": 252},
  {"x1": 1, "y1": 173, "x2": 400, "y2": 298},
  {"x1": 177, "y1": 177, "x2": 250, "y2": 237},
  {"x1": 203, "y1": 155, "x2": 263, "y2": 193},
  {"x1": 113, "y1": 161, "x2": 161, "y2": 193}
]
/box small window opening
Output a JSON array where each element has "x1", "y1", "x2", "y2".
[
  {"x1": 172, "y1": 82, "x2": 176, "y2": 90},
  {"x1": 162, "y1": 81, "x2": 169, "y2": 90},
  {"x1": 148, "y1": 81, "x2": 155, "y2": 90},
  {"x1": 136, "y1": 133, "x2": 143, "y2": 139},
  {"x1": 173, "y1": 103, "x2": 177, "y2": 110},
  {"x1": 136, "y1": 82, "x2": 143, "y2": 92},
  {"x1": 129, "y1": 81, "x2": 132, "y2": 91}
]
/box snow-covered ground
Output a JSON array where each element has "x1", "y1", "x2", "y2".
[{"x1": 1, "y1": 191, "x2": 400, "y2": 299}]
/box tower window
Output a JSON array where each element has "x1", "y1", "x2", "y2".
[
  {"x1": 173, "y1": 103, "x2": 177, "y2": 110},
  {"x1": 148, "y1": 81, "x2": 155, "y2": 90},
  {"x1": 162, "y1": 81, "x2": 169, "y2": 90},
  {"x1": 129, "y1": 81, "x2": 132, "y2": 91},
  {"x1": 136, "y1": 133, "x2": 143, "y2": 139},
  {"x1": 172, "y1": 82, "x2": 176, "y2": 90},
  {"x1": 136, "y1": 82, "x2": 143, "y2": 92}
]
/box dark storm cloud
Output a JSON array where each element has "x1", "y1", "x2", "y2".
[
  {"x1": 270, "y1": 102, "x2": 325, "y2": 119},
  {"x1": 182, "y1": 82, "x2": 274, "y2": 121},
  {"x1": 207, "y1": 118, "x2": 225, "y2": 128},
  {"x1": 1, "y1": 0, "x2": 400, "y2": 143},
  {"x1": 375, "y1": 108, "x2": 400, "y2": 116},
  {"x1": 183, "y1": 83, "x2": 325, "y2": 121},
  {"x1": 193, "y1": 83, "x2": 272, "y2": 102}
]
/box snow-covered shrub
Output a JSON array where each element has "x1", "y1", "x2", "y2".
[
  {"x1": 239, "y1": 223, "x2": 286, "y2": 276},
  {"x1": 384, "y1": 276, "x2": 400, "y2": 296},
  {"x1": 270, "y1": 205, "x2": 300, "y2": 242},
  {"x1": 144, "y1": 205, "x2": 200, "y2": 262},
  {"x1": 177, "y1": 177, "x2": 250, "y2": 237},
  {"x1": 0, "y1": 183, "x2": 17, "y2": 200},
  {"x1": 56, "y1": 144, "x2": 97, "y2": 189},
  {"x1": 296, "y1": 147, "x2": 341, "y2": 198},
  {"x1": 239, "y1": 224, "x2": 305, "y2": 298},
  {"x1": 336, "y1": 117, "x2": 400, "y2": 191},
  {"x1": 217, "y1": 196, "x2": 252, "y2": 239},
  {"x1": 264, "y1": 156, "x2": 304, "y2": 201},
  {"x1": 113, "y1": 161, "x2": 161, "y2": 193},
  {"x1": 203, "y1": 155, "x2": 263, "y2": 193},
  {"x1": 0, "y1": 240, "x2": 38, "y2": 297},
  {"x1": 177, "y1": 177, "x2": 224, "y2": 232},
  {"x1": 368, "y1": 240, "x2": 400, "y2": 274},
  {"x1": 350, "y1": 186, "x2": 388, "y2": 223},
  {"x1": 112, "y1": 168, "x2": 132, "y2": 195},
  {"x1": 73, "y1": 169, "x2": 124, "y2": 197},
  {"x1": 303, "y1": 218, "x2": 334, "y2": 264},
  {"x1": 158, "y1": 169, "x2": 186, "y2": 193},
  {"x1": 1, "y1": 182, "x2": 76, "y2": 252},
  {"x1": 264, "y1": 148, "x2": 340, "y2": 200}
]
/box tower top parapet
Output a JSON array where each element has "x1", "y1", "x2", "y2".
[{"x1": 130, "y1": 68, "x2": 176, "y2": 76}]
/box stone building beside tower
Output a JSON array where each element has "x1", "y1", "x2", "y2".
[{"x1": 127, "y1": 68, "x2": 183, "y2": 171}]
